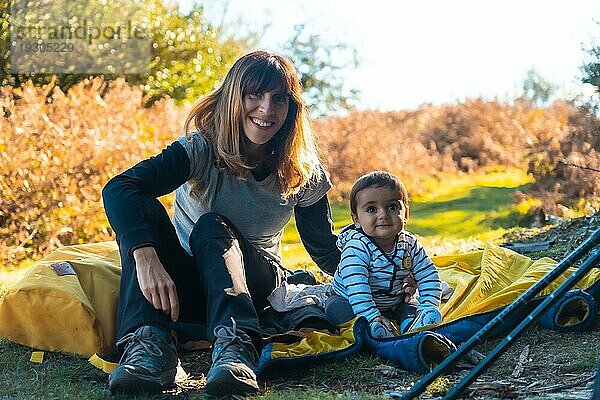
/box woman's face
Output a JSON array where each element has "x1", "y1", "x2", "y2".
[{"x1": 242, "y1": 88, "x2": 289, "y2": 146}]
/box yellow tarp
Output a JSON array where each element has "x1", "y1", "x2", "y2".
[
  {"x1": 0, "y1": 241, "x2": 598, "y2": 360},
  {"x1": 434, "y1": 245, "x2": 600, "y2": 324},
  {"x1": 269, "y1": 318, "x2": 358, "y2": 359}
]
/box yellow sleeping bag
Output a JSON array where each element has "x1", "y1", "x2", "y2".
[
  {"x1": 0, "y1": 242, "x2": 120, "y2": 357},
  {"x1": 432, "y1": 245, "x2": 600, "y2": 324},
  {"x1": 0, "y1": 241, "x2": 598, "y2": 361}
]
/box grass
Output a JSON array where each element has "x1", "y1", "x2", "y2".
[
  {"x1": 258, "y1": 390, "x2": 385, "y2": 399},
  {"x1": 3, "y1": 168, "x2": 594, "y2": 400},
  {"x1": 0, "y1": 340, "x2": 112, "y2": 400},
  {"x1": 409, "y1": 169, "x2": 533, "y2": 241},
  {"x1": 280, "y1": 203, "x2": 351, "y2": 272},
  {"x1": 282, "y1": 168, "x2": 533, "y2": 270}
]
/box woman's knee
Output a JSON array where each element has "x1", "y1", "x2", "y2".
[
  {"x1": 189, "y1": 212, "x2": 237, "y2": 242},
  {"x1": 188, "y1": 212, "x2": 241, "y2": 259},
  {"x1": 115, "y1": 194, "x2": 177, "y2": 257}
]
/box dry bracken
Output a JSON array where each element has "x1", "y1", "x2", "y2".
[{"x1": 1, "y1": 80, "x2": 598, "y2": 268}]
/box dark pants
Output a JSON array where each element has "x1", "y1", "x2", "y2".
[
  {"x1": 116, "y1": 195, "x2": 288, "y2": 350},
  {"x1": 324, "y1": 294, "x2": 417, "y2": 328}
]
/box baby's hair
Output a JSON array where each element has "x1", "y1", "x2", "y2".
[{"x1": 349, "y1": 171, "x2": 409, "y2": 214}]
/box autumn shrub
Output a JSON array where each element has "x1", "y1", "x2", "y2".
[
  {"x1": 1, "y1": 78, "x2": 597, "y2": 269},
  {"x1": 0, "y1": 77, "x2": 188, "y2": 268},
  {"x1": 527, "y1": 104, "x2": 600, "y2": 214},
  {"x1": 314, "y1": 108, "x2": 451, "y2": 201},
  {"x1": 315, "y1": 99, "x2": 577, "y2": 201}
]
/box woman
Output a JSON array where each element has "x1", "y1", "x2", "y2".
[{"x1": 102, "y1": 51, "x2": 341, "y2": 396}]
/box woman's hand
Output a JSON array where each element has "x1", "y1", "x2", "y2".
[
  {"x1": 133, "y1": 246, "x2": 179, "y2": 322},
  {"x1": 403, "y1": 272, "x2": 417, "y2": 303}
]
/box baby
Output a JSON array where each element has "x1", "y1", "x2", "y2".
[{"x1": 326, "y1": 171, "x2": 442, "y2": 337}]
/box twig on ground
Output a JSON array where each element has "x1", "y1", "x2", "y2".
[
  {"x1": 8, "y1": 227, "x2": 38, "y2": 254},
  {"x1": 468, "y1": 380, "x2": 517, "y2": 398},
  {"x1": 511, "y1": 344, "x2": 530, "y2": 378},
  {"x1": 558, "y1": 160, "x2": 600, "y2": 173},
  {"x1": 503, "y1": 241, "x2": 554, "y2": 253},
  {"x1": 525, "y1": 374, "x2": 595, "y2": 394},
  {"x1": 524, "y1": 381, "x2": 540, "y2": 390}
]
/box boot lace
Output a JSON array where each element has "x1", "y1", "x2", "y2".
[
  {"x1": 117, "y1": 328, "x2": 166, "y2": 369},
  {"x1": 213, "y1": 318, "x2": 258, "y2": 364}
]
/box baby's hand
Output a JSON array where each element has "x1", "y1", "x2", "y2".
[
  {"x1": 403, "y1": 273, "x2": 417, "y2": 303},
  {"x1": 373, "y1": 316, "x2": 396, "y2": 332},
  {"x1": 370, "y1": 316, "x2": 398, "y2": 338},
  {"x1": 402, "y1": 306, "x2": 442, "y2": 333}
]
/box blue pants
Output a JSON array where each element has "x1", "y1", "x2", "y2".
[{"x1": 324, "y1": 294, "x2": 418, "y2": 327}]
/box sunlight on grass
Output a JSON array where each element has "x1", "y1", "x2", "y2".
[
  {"x1": 409, "y1": 168, "x2": 533, "y2": 242},
  {"x1": 281, "y1": 168, "x2": 534, "y2": 270},
  {"x1": 282, "y1": 203, "x2": 352, "y2": 271},
  {"x1": 475, "y1": 169, "x2": 533, "y2": 187},
  {"x1": 414, "y1": 168, "x2": 533, "y2": 202},
  {"x1": 1, "y1": 169, "x2": 535, "y2": 287}
]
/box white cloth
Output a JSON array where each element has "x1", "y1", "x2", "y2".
[{"x1": 268, "y1": 282, "x2": 333, "y2": 312}]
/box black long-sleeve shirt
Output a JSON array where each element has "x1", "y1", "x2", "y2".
[{"x1": 102, "y1": 139, "x2": 340, "y2": 275}]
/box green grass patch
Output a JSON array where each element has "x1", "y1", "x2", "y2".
[
  {"x1": 0, "y1": 339, "x2": 115, "y2": 400},
  {"x1": 281, "y1": 203, "x2": 351, "y2": 271},
  {"x1": 281, "y1": 168, "x2": 535, "y2": 269},
  {"x1": 408, "y1": 169, "x2": 533, "y2": 240},
  {"x1": 2, "y1": 168, "x2": 571, "y2": 400}
]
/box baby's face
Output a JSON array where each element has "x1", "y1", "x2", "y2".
[{"x1": 352, "y1": 186, "x2": 409, "y2": 250}]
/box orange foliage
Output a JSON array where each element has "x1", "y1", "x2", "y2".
[
  {"x1": 527, "y1": 105, "x2": 600, "y2": 214},
  {"x1": 314, "y1": 99, "x2": 578, "y2": 201},
  {"x1": 1, "y1": 80, "x2": 598, "y2": 269},
  {"x1": 0, "y1": 77, "x2": 188, "y2": 268}
]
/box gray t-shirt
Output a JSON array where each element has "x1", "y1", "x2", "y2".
[{"x1": 173, "y1": 132, "x2": 332, "y2": 262}]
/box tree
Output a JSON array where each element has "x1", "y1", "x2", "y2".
[
  {"x1": 1, "y1": 2, "x2": 359, "y2": 112},
  {"x1": 0, "y1": 0, "x2": 248, "y2": 105},
  {"x1": 127, "y1": 1, "x2": 249, "y2": 105},
  {"x1": 581, "y1": 40, "x2": 600, "y2": 94},
  {"x1": 521, "y1": 68, "x2": 557, "y2": 107},
  {"x1": 280, "y1": 24, "x2": 359, "y2": 116}
]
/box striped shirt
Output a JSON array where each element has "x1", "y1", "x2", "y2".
[{"x1": 332, "y1": 225, "x2": 442, "y2": 322}]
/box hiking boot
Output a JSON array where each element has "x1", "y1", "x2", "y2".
[
  {"x1": 204, "y1": 318, "x2": 259, "y2": 396},
  {"x1": 108, "y1": 325, "x2": 178, "y2": 395}
]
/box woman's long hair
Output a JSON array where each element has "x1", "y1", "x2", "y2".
[{"x1": 184, "y1": 50, "x2": 320, "y2": 197}]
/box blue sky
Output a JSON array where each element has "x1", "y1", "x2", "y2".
[{"x1": 176, "y1": 0, "x2": 599, "y2": 111}]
